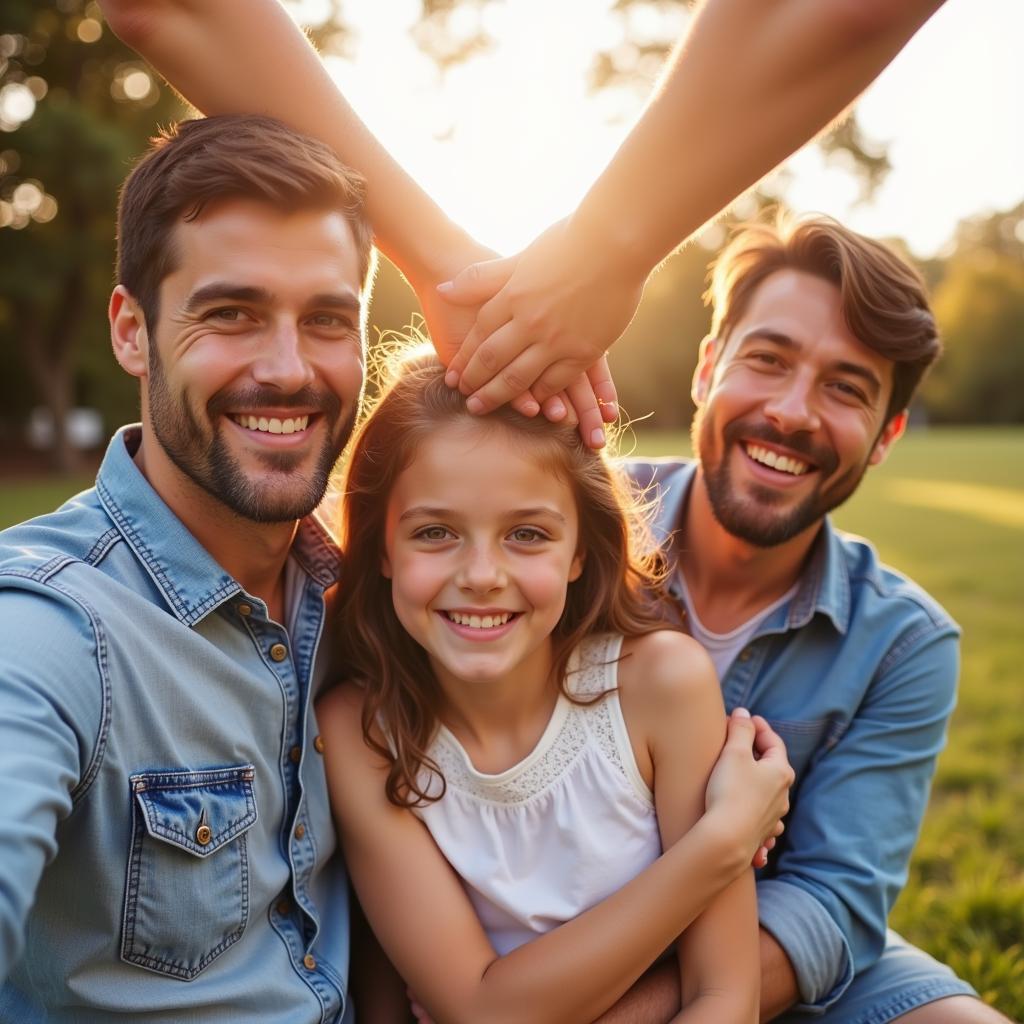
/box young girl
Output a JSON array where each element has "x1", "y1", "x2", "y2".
[{"x1": 319, "y1": 352, "x2": 792, "y2": 1024}]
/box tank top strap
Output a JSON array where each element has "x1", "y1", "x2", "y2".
[{"x1": 569, "y1": 634, "x2": 653, "y2": 804}]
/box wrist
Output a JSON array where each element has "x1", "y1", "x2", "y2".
[
  {"x1": 697, "y1": 807, "x2": 757, "y2": 879},
  {"x1": 565, "y1": 201, "x2": 657, "y2": 285}
]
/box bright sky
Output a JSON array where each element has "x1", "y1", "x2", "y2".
[{"x1": 312, "y1": 0, "x2": 1023, "y2": 258}]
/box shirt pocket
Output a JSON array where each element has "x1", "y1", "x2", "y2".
[{"x1": 122, "y1": 764, "x2": 258, "y2": 981}]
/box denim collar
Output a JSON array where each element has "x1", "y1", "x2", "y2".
[
  {"x1": 651, "y1": 459, "x2": 850, "y2": 637},
  {"x1": 96, "y1": 425, "x2": 342, "y2": 627}
]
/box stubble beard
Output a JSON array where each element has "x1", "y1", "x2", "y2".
[
  {"x1": 692, "y1": 405, "x2": 868, "y2": 548},
  {"x1": 148, "y1": 348, "x2": 355, "y2": 524}
]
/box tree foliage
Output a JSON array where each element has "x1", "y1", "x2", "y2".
[{"x1": 0, "y1": 1, "x2": 183, "y2": 468}]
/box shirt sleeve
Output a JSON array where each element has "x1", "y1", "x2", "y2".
[
  {"x1": 0, "y1": 583, "x2": 105, "y2": 981},
  {"x1": 757, "y1": 622, "x2": 959, "y2": 1010}
]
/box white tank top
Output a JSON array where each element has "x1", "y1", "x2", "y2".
[{"x1": 412, "y1": 633, "x2": 662, "y2": 956}]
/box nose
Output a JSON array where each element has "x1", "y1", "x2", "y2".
[
  {"x1": 251, "y1": 322, "x2": 315, "y2": 394},
  {"x1": 762, "y1": 375, "x2": 821, "y2": 435},
  {"x1": 456, "y1": 542, "x2": 507, "y2": 594}
]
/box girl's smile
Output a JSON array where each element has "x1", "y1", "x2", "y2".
[{"x1": 382, "y1": 420, "x2": 583, "y2": 697}]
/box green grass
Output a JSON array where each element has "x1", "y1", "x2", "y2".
[{"x1": 2, "y1": 427, "x2": 1022, "y2": 1016}]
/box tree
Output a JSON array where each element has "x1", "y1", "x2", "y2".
[
  {"x1": 0, "y1": 1, "x2": 182, "y2": 470},
  {"x1": 925, "y1": 205, "x2": 1024, "y2": 424}
]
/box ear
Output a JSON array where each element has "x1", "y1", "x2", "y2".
[
  {"x1": 380, "y1": 550, "x2": 393, "y2": 579},
  {"x1": 868, "y1": 410, "x2": 907, "y2": 467},
  {"x1": 568, "y1": 549, "x2": 585, "y2": 583},
  {"x1": 691, "y1": 335, "x2": 719, "y2": 406},
  {"x1": 109, "y1": 285, "x2": 149, "y2": 379}
]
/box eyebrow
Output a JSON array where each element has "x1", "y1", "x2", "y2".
[
  {"x1": 738, "y1": 328, "x2": 884, "y2": 402},
  {"x1": 183, "y1": 282, "x2": 361, "y2": 315},
  {"x1": 398, "y1": 506, "x2": 568, "y2": 524}
]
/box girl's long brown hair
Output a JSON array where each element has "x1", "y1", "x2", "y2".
[{"x1": 334, "y1": 351, "x2": 670, "y2": 807}]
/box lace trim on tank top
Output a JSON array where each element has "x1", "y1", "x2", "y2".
[{"x1": 430, "y1": 633, "x2": 651, "y2": 806}]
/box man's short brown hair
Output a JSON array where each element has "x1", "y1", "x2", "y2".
[
  {"x1": 704, "y1": 213, "x2": 940, "y2": 420},
  {"x1": 116, "y1": 114, "x2": 374, "y2": 332}
]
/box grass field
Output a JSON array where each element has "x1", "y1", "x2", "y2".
[{"x1": 2, "y1": 427, "x2": 1022, "y2": 1016}]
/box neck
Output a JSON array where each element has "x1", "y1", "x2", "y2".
[
  {"x1": 134, "y1": 432, "x2": 298, "y2": 622},
  {"x1": 433, "y1": 640, "x2": 559, "y2": 774},
  {"x1": 678, "y1": 468, "x2": 820, "y2": 633}
]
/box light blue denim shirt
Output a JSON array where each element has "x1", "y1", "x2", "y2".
[
  {"x1": 627, "y1": 458, "x2": 959, "y2": 1012},
  {"x1": 0, "y1": 426, "x2": 351, "y2": 1023}
]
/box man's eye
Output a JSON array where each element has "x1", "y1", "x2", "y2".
[
  {"x1": 207, "y1": 307, "x2": 246, "y2": 323},
  {"x1": 832, "y1": 381, "x2": 866, "y2": 402},
  {"x1": 309, "y1": 313, "x2": 353, "y2": 329}
]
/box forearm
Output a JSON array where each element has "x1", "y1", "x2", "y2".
[
  {"x1": 569, "y1": 0, "x2": 945, "y2": 276},
  {"x1": 592, "y1": 960, "x2": 680, "y2": 1024},
  {"x1": 758, "y1": 928, "x2": 800, "y2": 1023},
  {"x1": 455, "y1": 816, "x2": 749, "y2": 1024},
  {"x1": 99, "y1": 0, "x2": 475, "y2": 284}
]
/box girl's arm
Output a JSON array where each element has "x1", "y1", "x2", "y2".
[
  {"x1": 620, "y1": 630, "x2": 761, "y2": 1023},
  {"x1": 317, "y1": 680, "x2": 789, "y2": 1024},
  {"x1": 441, "y1": 0, "x2": 947, "y2": 414}
]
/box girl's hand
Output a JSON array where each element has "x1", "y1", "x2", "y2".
[{"x1": 704, "y1": 708, "x2": 794, "y2": 863}]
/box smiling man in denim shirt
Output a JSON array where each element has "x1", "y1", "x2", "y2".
[
  {"x1": 616, "y1": 217, "x2": 1007, "y2": 1024},
  {"x1": 0, "y1": 115, "x2": 374, "y2": 1022}
]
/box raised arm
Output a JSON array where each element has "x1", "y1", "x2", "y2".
[
  {"x1": 318, "y1": 683, "x2": 791, "y2": 1024},
  {"x1": 443, "y1": 0, "x2": 947, "y2": 413},
  {"x1": 98, "y1": 0, "x2": 615, "y2": 443}
]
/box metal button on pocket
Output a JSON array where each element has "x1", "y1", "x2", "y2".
[
  {"x1": 196, "y1": 824, "x2": 212, "y2": 845},
  {"x1": 270, "y1": 642, "x2": 288, "y2": 662}
]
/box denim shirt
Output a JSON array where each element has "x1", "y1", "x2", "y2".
[
  {"x1": 0, "y1": 427, "x2": 351, "y2": 1023},
  {"x1": 628, "y1": 458, "x2": 959, "y2": 1011}
]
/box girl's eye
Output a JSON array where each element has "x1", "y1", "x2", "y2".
[
  {"x1": 415, "y1": 525, "x2": 453, "y2": 542},
  {"x1": 509, "y1": 527, "x2": 546, "y2": 544}
]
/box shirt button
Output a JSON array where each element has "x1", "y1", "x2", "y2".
[
  {"x1": 738, "y1": 647, "x2": 753, "y2": 662},
  {"x1": 289, "y1": 745, "x2": 302, "y2": 764},
  {"x1": 314, "y1": 735, "x2": 325, "y2": 754},
  {"x1": 196, "y1": 824, "x2": 212, "y2": 845},
  {"x1": 294, "y1": 823, "x2": 306, "y2": 840},
  {"x1": 238, "y1": 602, "x2": 252, "y2": 617},
  {"x1": 269, "y1": 642, "x2": 288, "y2": 662},
  {"x1": 303, "y1": 954, "x2": 316, "y2": 971},
  {"x1": 276, "y1": 898, "x2": 291, "y2": 916}
]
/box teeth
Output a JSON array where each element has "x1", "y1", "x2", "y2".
[
  {"x1": 234, "y1": 414, "x2": 310, "y2": 435},
  {"x1": 745, "y1": 444, "x2": 810, "y2": 476},
  {"x1": 446, "y1": 611, "x2": 512, "y2": 629}
]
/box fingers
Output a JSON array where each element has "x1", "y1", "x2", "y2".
[
  {"x1": 437, "y1": 255, "x2": 517, "y2": 307},
  {"x1": 511, "y1": 391, "x2": 541, "y2": 418},
  {"x1": 587, "y1": 356, "x2": 619, "y2": 423},
  {"x1": 564, "y1": 373, "x2": 606, "y2": 449},
  {"x1": 723, "y1": 705, "x2": 756, "y2": 750},
  {"x1": 463, "y1": 338, "x2": 552, "y2": 415}
]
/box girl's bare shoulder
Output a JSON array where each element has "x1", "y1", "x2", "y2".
[{"x1": 618, "y1": 630, "x2": 719, "y2": 709}]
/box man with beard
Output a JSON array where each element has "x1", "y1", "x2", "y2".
[
  {"x1": 618, "y1": 216, "x2": 1005, "y2": 1023},
  {"x1": 0, "y1": 114, "x2": 373, "y2": 1022}
]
